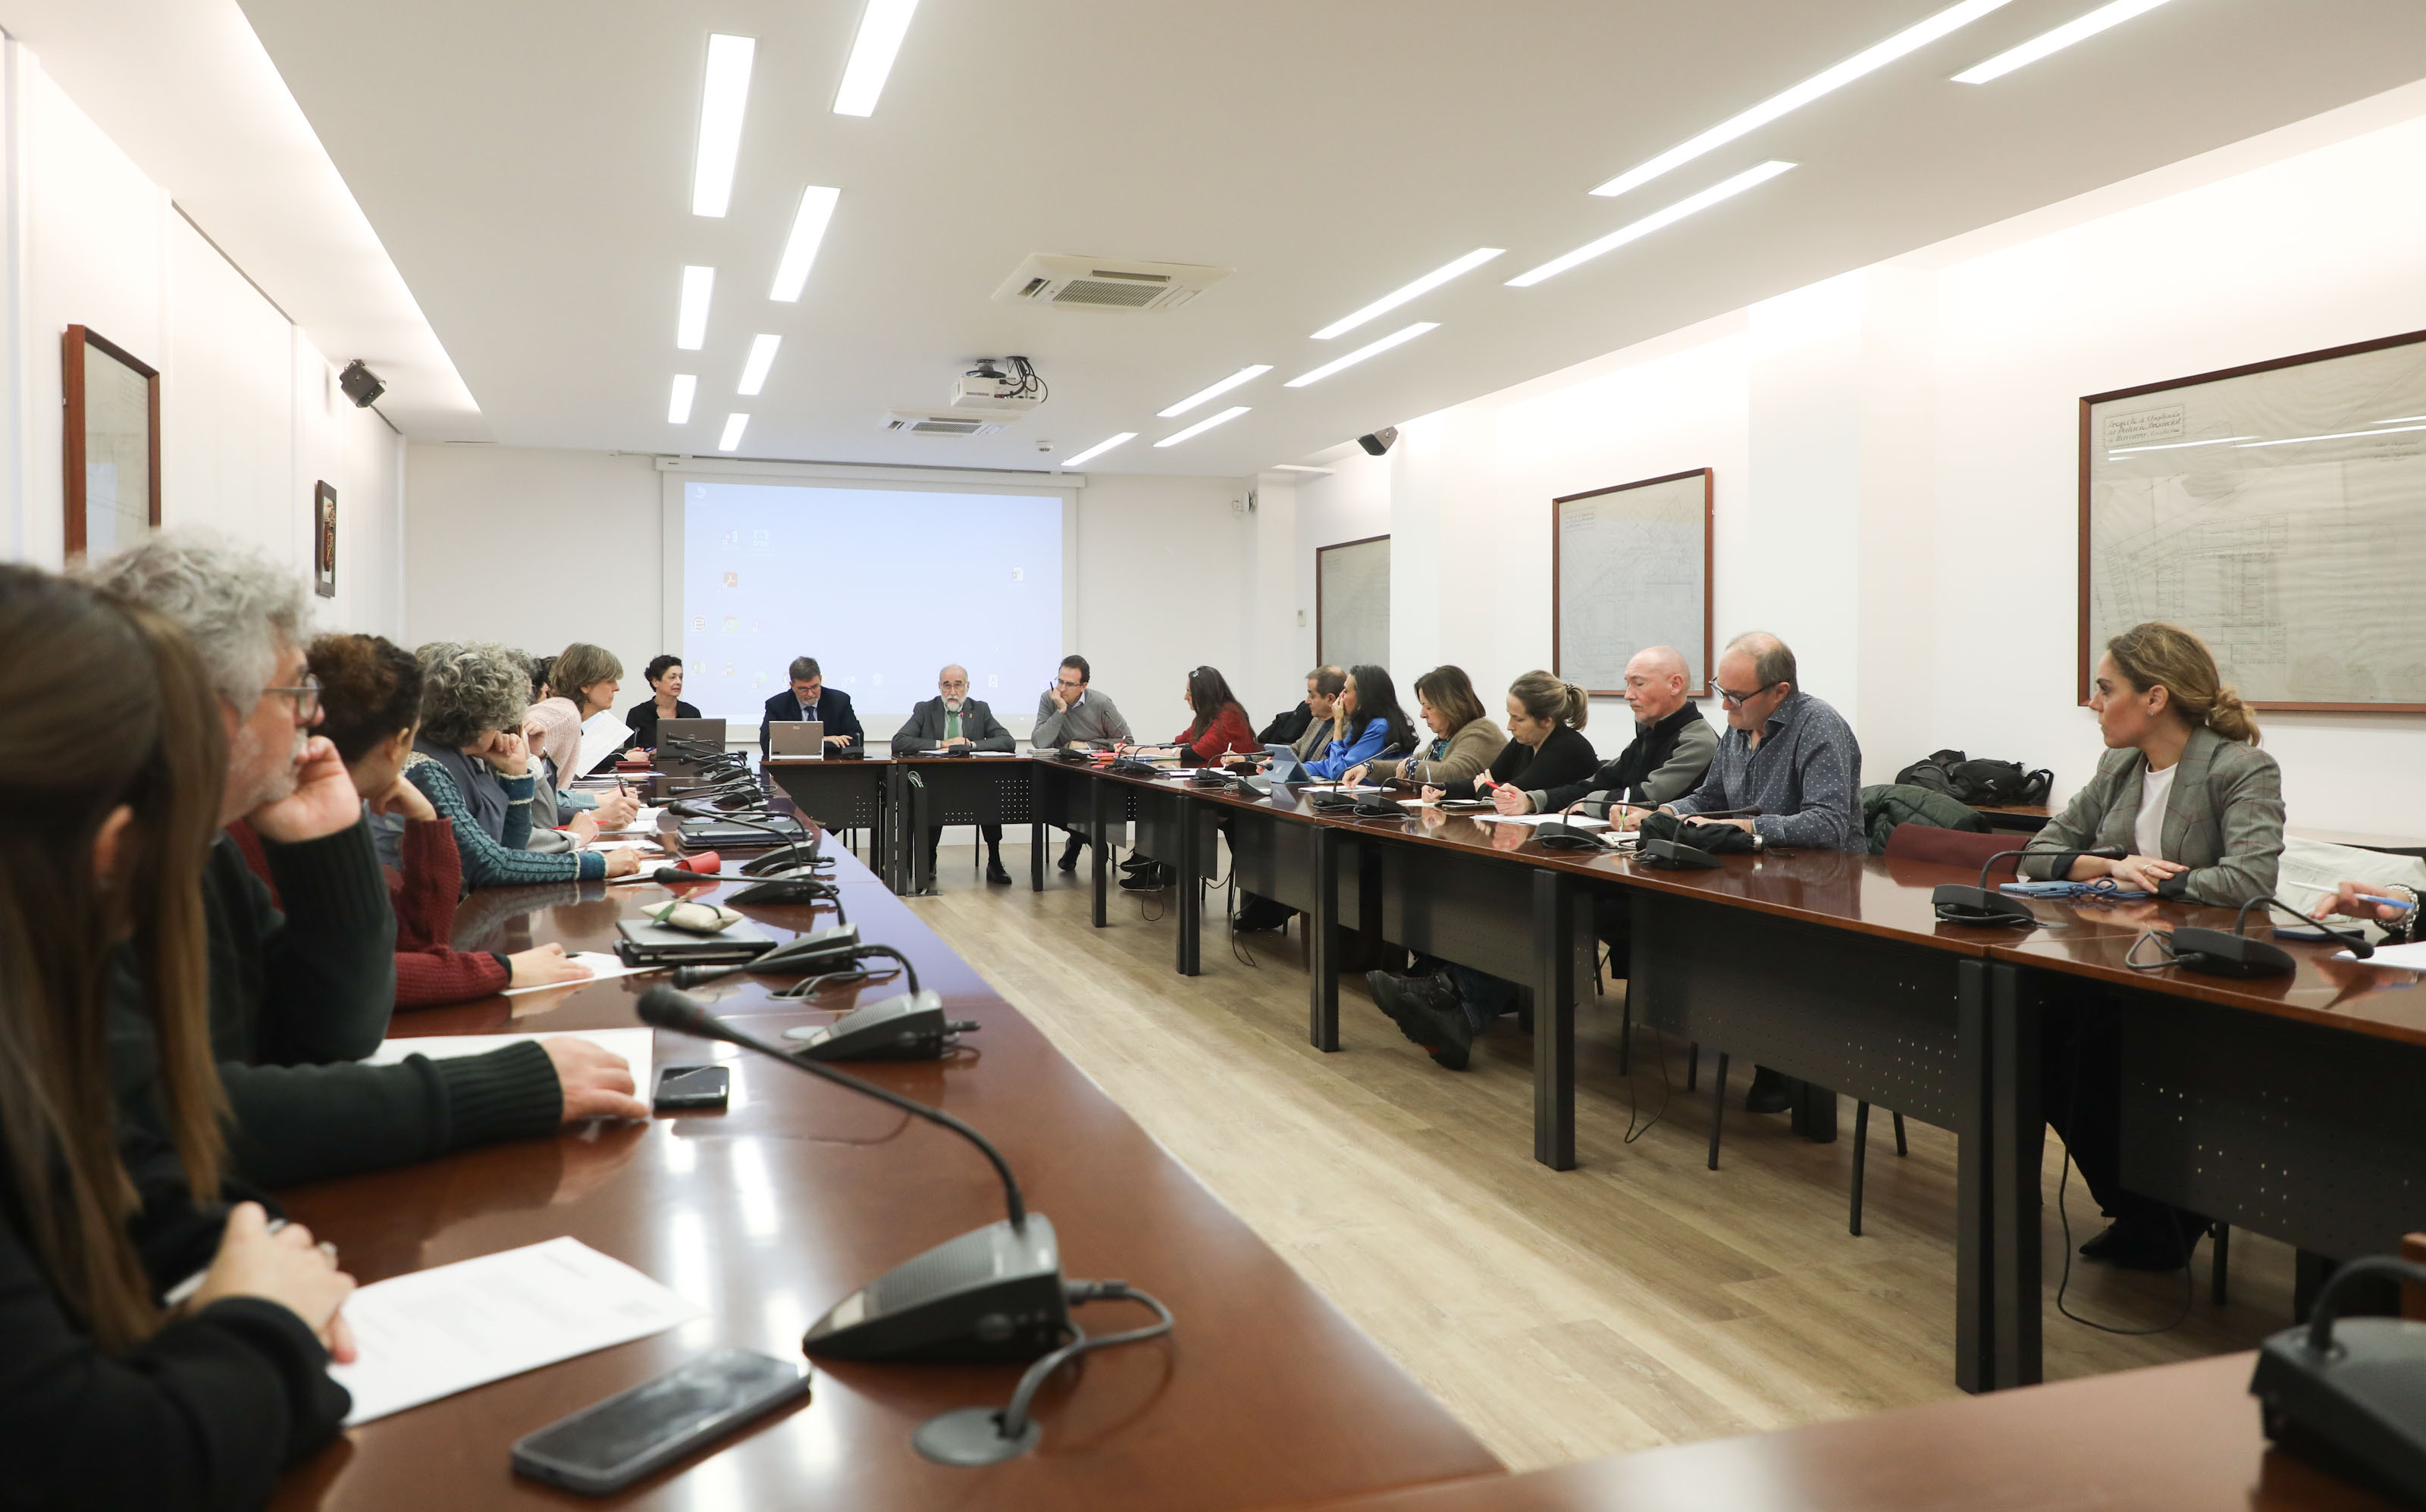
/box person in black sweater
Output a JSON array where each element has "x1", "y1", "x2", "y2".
[
  {"x1": 88, "y1": 534, "x2": 648, "y2": 1191},
  {"x1": 621, "y1": 653, "x2": 701, "y2": 756},
  {"x1": 0, "y1": 562, "x2": 354, "y2": 1509},
  {"x1": 1425, "y1": 669, "x2": 1598, "y2": 802}
]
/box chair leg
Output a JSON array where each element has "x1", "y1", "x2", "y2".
[
  {"x1": 1685, "y1": 1042, "x2": 1700, "y2": 1091},
  {"x1": 1707, "y1": 1053, "x2": 1730, "y2": 1171},
  {"x1": 1851, "y1": 1102, "x2": 1871, "y2": 1236},
  {"x1": 1893, "y1": 1112, "x2": 1908, "y2": 1157},
  {"x1": 2212, "y1": 1222, "x2": 2231, "y2": 1306}
]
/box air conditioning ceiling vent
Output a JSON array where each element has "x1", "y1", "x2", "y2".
[
  {"x1": 994, "y1": 253, "x2": 1230, "y2": 313},
  {"x1": 884, "y1": 409, "x2": 1017, "y2": 437}
]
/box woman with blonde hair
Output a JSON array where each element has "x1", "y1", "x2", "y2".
[
  {"x1": 2023, "y1": 621, "x2": 2283, "y2": 1273},
  {"x1": 1434, "y1": 669, "x2": 1597, "y2": 803},
  {"x1": 0, "y1": 565, "x2": 354, "y2": 1505}
]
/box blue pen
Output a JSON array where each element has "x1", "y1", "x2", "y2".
[{"x1": 2355, "y1": 894, "x2": 2418, "y2": 913}]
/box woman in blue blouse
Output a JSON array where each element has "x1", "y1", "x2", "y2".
[{"x1": 1299, "y1": 664, "x2": 1415, "y2": 781}]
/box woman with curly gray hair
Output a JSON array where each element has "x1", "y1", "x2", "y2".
[{"x1": 404, "y1": 642, "x2": 640, "y2": 887}]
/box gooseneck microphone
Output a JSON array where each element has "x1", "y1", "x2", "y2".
[
  {"x1": 2170, "y1": 894, "x2": 2374, "y2": 977},
  {"x1": 1931, "y1": 844, "x2": 2125, "y2": 925},
  {"x1": 636, "y1": 985, "x2": 1067, "y2": 1366}
]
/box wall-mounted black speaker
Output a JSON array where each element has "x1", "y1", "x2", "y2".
[
  {"x1": 338, "y1": 360, "x2": 386, "y2": 409},
  {"x1": 1356, "y1": 426, "x2": 1397, "y2": 456}
]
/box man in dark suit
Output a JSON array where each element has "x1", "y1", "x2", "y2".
[
  {"x1": 892, "y1": 664, "x2": 1014, "y2": 884},
  {"x1": 759, "y1": 656, "x2": 864, "y2": 757}
]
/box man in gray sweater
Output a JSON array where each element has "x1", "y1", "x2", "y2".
[{"x1": 1031, "y1": 654, "x2": 1133, "y2": 872}]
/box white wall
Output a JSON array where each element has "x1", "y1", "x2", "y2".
[
  {"x1": 402, "y1": 446, "x2": 1252, "y2": 743},
  {"x1": 1238, "y1": 89, "x2": 2426, "y2": 837},
  {"x1": 3, "y1": 44, "x2": 404, "y2": 632}
]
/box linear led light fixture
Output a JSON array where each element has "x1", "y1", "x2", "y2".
[
  {"x1": 1153, "y1": 406, "x2": 1250, "y2": 447},
  {"x1": 1591, "y1": 0, "x2": 2011, "y2": 199},
  {"x1": 1311, "y1": 249, "x2": 1504, "y2": 340},
  {"x1": 669, "y1": 374, "x2": 697, "y2": 424},
  {"x1": 1283, "y1": 323, "x2": 1438, "y2": 388},
  {"x1": 2236, "y1": 421, "x2": 2426, "y2": 450},
  {"x1": 737, "y1": 335, "x2": 782, "y2": 396},
  {"x1": 2105, "y1": 434, "x2": 2252, "y2": 455},
  {"x1": 1063, "y1": 432, "x2": 1137, "y2": 467},
  {"x1": 1510, "y1": 162, "x2": 1796, "y2": 287},
  {"x1": 719, "y1": 413, "x2": 750, "y2": 451},
  {"x1": 834, "y1": 0, "x2": 919, "y2": 117},
  {"x1": 770, "y1": 186, "x2": 842, "y2": 301},
  {"x1": 676, "y1": 266, "x2": 715, "y2": 349},
  {"x1": 2377, "y1": 415, "x2": 2426, "y2": 424},
  {"x1": 1953, "y1": 0, "x2": 2174, "y2": 83},
  {"x1": 1270, "y1": 464, "x2": 1334, "y2": 474},
  {"x1": 691, "y1": 35, "x2": 756, "y2": 216},
  {"x1": 1158, "y1": 365, "x2": 1272, "y2": 418}
]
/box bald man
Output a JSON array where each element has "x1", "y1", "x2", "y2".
[
  {"x1": 892, "y1": 665, "x2": 1016, "y2": 884},
  {"x1": 1494, "y1": 645, "x2": 1717, "y2": 818}
]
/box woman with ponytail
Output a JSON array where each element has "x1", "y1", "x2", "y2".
[
  {"x1": 1435, "y1": 670, "x2": 1597, "y2": 802},
  {"x1": 2021, "y1": 620, "x2": 2283, "y2": 1273},
  {"x1": 0, "y1": 566, "x2": 353, "y2": 1507}
]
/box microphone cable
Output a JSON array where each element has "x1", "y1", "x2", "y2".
[{"x1": 986, "y1": 1282, "x2": 1174, "y2": 1446}]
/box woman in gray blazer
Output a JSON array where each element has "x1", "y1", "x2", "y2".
[
  {"x1": 2026, "y1": 621, "x2": 2284, "y2": 1273},
  {"x1": 1351, "y1": 665, "x2": 1503, "y2": 790}
]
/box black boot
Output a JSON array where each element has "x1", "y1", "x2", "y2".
[
  {"x1": 1744, "y1": 1066, "x2": 1791, "y2": 1114},
  {"x1": 986, "y1": 850, "x2": 1012, "y2": 884},
  {"x1": 1058, "y1": 835, "x2": 1085, "y2": 872}
]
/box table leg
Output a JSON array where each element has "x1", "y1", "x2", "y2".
[
  {"x1": 1954, "y1": 958, "x2": 1991, "y2": 1393},
  {"x1": 1531, "y1": 870, "x2": 1581, "y2": 1171},
  {"x1": 1175, "y1": 794, "x2": 1201, "y2": 976},
  {"x1": 1309, "y1": 825, "x2": 1340, "y2": 1050},
  {"x1": 910, "y1": 772, "x2": 934, "y2": 896},
  {"x1": 1989, "y1": 960, "x2": 2043, "y2": 1388},
  {"x1": 1030, "y1": 767, "x2": 1045, "y2": 893},
  {"x1": 1089, "y1": 773, "x2": 1108, "y2": 928}
]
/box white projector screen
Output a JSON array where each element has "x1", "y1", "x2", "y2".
[{"x1": 670, "y1": 476, "x2": 1071, "y2": 733}]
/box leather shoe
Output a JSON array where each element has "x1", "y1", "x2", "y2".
[
  {"x1": 2083, "y1": 1206, "x2": 2205, "y2": 1272},
  {"x1": 1058, "y1": 837, "x2": 1084, "y2": 873},
  {"x1": 1744, "y1": 1066, "x2": 1791, "y2": 1115},
  {"x1": 986, "y1": 856, "x2": 1013, "y2": 885}
]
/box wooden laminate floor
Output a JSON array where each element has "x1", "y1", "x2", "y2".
[{"x1": 904, "y1": 842, "x2": 2297, "y2": 1473}]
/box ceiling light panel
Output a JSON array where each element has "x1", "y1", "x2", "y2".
[
  {"x1": 669, "y1": 374, "x2": 697, "y2": 424},
  {"x1": 1953, "y1": 0, "x2": 2177, "y2": 83},
  {"x1": 676, "y1": 266, "x2": 715, "y2": 349},
  {"x1": 1311, "y1": 248, "x2": 1505, "y2": 340},
  {"x1": 1590, "y1": 0, "x2": 2011, "y2": 199},
  {"x1": 1283, "y1": 323, "x2": 1440, "y2": 388},
  {"x1": 770, "y1": 186, "x2": 842, "y2": 302},
  {"x1": 737, "y1": 334, "x2": 781, "y2": 396},
  {"x1": 1154, "y1": 406, "x2": 1251, "y2": 447},
  {"x1": 691, "y1": 34, "x2": 756, "y2": 217},
  {"x1": 719, "y1": 413, "x2": 750, "y2": 451},
  {"x1": 1509, "y1": 161, "x2": 1797, "y2": 287},
  {"x1": 1063, "y1": 432, "x2": 1137, "y2": 467},
  {"x1": 1158, "y1": 365, "x2": 1272, "y2": 418},
  {"x1": 834, "y1": 0, "x2": 920, "y2": 117}
]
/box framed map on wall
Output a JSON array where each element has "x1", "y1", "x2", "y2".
[
  {"x1": 2082, "y1": 327, "x2": 2426, "y2": 712},
  {"x1": 1553, "y1": 469, "x2": 1713, "y2": 696},
  {"x1": 1317, "y1": 534, "x2": 1390, "y2": 670}
]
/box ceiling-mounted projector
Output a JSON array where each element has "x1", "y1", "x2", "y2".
[{"x1": 951, "y1": 356, "x2": 1047, "y2": 413}]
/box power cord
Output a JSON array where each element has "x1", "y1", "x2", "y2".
[
  {"x1": 988, "y1": 1281, "x2": 1173, "y2": 1443},
  {"x1": 2051, "y1": 1015, "x2": 2194, "y2": 1335}
]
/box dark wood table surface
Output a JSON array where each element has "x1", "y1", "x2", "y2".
[
  {"x1": 268, "y1": 835, "x2": 1500, "y2": 1511},
  {"x1": 1287, "y1": 1352, "x2": 2399, "y2": 1512}
]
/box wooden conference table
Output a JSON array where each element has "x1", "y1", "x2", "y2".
[{"x1": 265, "y1": 834, "x2": 1500, "y2": 1510}]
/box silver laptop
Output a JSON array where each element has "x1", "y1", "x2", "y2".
[
  {"x1": 653, "y1": 717, "x2": 729, "y2": 778},
  {"x1": 1263, "y1": 742, "x2": 1305, "y2": 783},
  {"x1": 769, "y1": 720, "x2": 824, "y2": 757}
]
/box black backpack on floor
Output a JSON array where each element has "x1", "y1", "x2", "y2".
[{"x1": 1893, "y1": 749, "x2": 2053, "y2": 807}]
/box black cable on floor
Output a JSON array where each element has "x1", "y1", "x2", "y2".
[{"x1": 2051, "y1": 1021, "x2": 2194, "y2": 1335}]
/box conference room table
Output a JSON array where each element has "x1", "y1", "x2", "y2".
[
  {"x1": 264, "y1": 830, "x2": 1502, "y2": 1510},
  {"x1": 760, "y1": 752, "x2": 1064, "y2": 895}
]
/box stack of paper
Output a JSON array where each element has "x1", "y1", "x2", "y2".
[
  {"x1": 366, "y1": 1026, "x2": 654, "y2": 1091},
  {"x1": 329, "y1": 1238, "x2": 704, "y2": 1424},
  {"x1": 1475, "y1": 812, "x2": 1612, "y2": 829}
]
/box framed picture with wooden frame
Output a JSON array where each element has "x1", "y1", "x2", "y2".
[
  {"x1": 2080, "y1": 327, "x2": 2426, "y2": 712},
  {"x1": 63, "y1": 325, "x2": 161, "y2": 559},
  {"x1": 314, "y1": 481, "x2": 338, "y2": 598},
  {"x1": 1552, "y1": 468, "x2": 1713, "y2": 697},
  {"x1": 1315, "y1": 534, "x2": 1390, "y2": 670}
]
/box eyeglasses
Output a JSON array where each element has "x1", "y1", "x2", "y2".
[
  {"x1": 1715, "y1": 681, "x2": 1780, "y2": 709},
  {"x1": 939, "y1": 680, "x2": 970, "y2": 691},
  {"x1": 262, "y1": 674, "x2": 322, "y2": 720}
]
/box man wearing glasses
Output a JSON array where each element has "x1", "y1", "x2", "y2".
[
  {"x1": 892, "y1": 664, "x2": 1016, "y2": 884},
  {"x1": 1030, "y1": 654, "x2": 1133, "y2": 872},
  {"x1": 1659, "y1": 629, "x2": 1864, "y2": 1113}
]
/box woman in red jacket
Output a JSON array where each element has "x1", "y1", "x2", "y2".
[{"x1": 1171, "y1": 665, "x2": 1258, "y2": 765}]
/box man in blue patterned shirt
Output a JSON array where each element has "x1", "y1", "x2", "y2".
[{"x1": 1659, "y1": 630, "x2": 1863, "y2": 1114}]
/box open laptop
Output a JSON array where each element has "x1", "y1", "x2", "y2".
[
  {"x1": 1262, "y1": 743, "x2": 1305, "y2": 783},
  {"x1": 768, "y1": 720, "x2": 824, "y2": 758},
  {"x1": 652, "y1": 718, "x2": 729, "y2": 778}
]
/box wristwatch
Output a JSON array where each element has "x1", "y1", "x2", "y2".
[{"x1": 1751, "y1": 831, "x2": 1766, "y2": 852}]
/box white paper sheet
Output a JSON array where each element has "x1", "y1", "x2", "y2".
[
  {"x1": 1473, "y1": 812, "x2": 1613, "y2": 829},
  {"x1": 1294, "y1": 783, "x2": 1381, "y2": 794},
  {"x1": 576, "y1": 712, "x2": 631, "y2": 783},
  {"x1": 2336, "y1": 938, "x2": 2426, "y2": 968},
  {"x1": 366, "y1": 1026, "x2": 654, "y2": 1098},
  {"x1": 498, "y1": 952, "x2": 665, "y2": 995},
  {"x1": 328, "y1": 1237, "x2": 704, "y2": 1424}
]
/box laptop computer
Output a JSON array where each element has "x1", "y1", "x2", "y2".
[
  {"x1": 768, "y1": 720, "x2": 824, "y2": 758},
  {"x1": 1263, "y1": 743, "x2": 1305, "y2": 783},
  {"x1": 652, "y1": 718, "x2": 729, "y2": 778}
]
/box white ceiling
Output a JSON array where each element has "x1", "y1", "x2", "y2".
[{"x1": 74, "y1": 2, "x2": 2426, "y2": 473}]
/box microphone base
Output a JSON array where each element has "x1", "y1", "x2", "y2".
[
  {"x1": 803, "y1": 1215, "x2": 1068, "y2": 1363},
  {"x1": 1932, "y1": 884, "x2": 2037, "y2": 927},
  {"x1": 1638, "y1": 838, "x2": 1722, "y2": 870},
  {"x1": 2171, "y1": 926, "x2": 2297, "y2": 978},
  {"x1": 783, "y1": 991, "x2": 953, "y2": 1060},
  {"x1": 914, "y1": 1407, "x2": 1043, "y2": 1466}
]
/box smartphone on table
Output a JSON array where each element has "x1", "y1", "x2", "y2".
[{"x1": 511, "y1": 1348, "x2": 810, "y2": 1495}]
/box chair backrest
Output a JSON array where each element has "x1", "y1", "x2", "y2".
[
  {"x1": 2404, "y1": 1232, "x2": 2426, "y2": 1321},
  {"x1": 1884, "y1": 822, "x2": 2022, "y2": 884}
]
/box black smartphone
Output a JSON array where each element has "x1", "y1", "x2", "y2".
[
  {"x1": 653, "y1": 1065, "x2": 730, "y2": 1112},
  {"x1": 510, "y1": 1348, "x2": 810, "y2": 1495}
]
